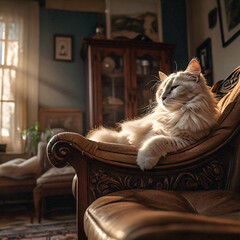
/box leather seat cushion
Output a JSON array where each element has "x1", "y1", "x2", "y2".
[
  {"x1": 84, "y1": 190, "x2": 240, "y2": 240},
  {"x1": 37, "y1": 166, "x2": 75, "y2": 184}
]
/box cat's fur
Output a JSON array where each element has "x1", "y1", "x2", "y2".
[{"x1": 87, "y1": 59, "x2": 220, "y2": 170}]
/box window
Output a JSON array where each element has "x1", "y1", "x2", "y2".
[
  {"x1": 0, "y1": 20, "x2": 19, "y2": 148},
  {"x1": 0, "y1": 2, "x2": 39, "y2": 152}
]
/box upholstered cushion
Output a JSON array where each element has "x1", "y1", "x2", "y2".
[
  {"x1": 84, "y1": 190, "x2": 240, "y2": 240},
  {"x1": 0, "y1": 156, "x2": 39, "y2": 179},
  {"x1": 36, "y1": 166, "x2": 74, "y2": 184}
]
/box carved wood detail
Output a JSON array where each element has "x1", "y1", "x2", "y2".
[
  {"x1": 214, "y1": 66, "x2": 240, "y2": 99},
  {"x1": 88, "y1": 156, "x2": 230, "y2": 202},
  {"x1": 48, "y1": 140, "x2": 74, "y2": 168}
]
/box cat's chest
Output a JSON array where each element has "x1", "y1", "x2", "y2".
[{"x1": 152, "y1": 122, "x2": 170, "y2": 136}]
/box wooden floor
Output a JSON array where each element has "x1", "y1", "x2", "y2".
[{"x1": 0, "y1": 194, "x2": 75, "y2": 228}]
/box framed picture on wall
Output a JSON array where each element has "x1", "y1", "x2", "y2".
[
  {"x1": 105, "y1": 0, "x2": 163, "y2": 42},
  {"x1": 196, "y1": 38, "x2": 213, "y2": 86},
  {"x1": 54, "y1": 35, "x2": 73, "y2": 61},
  {"x1": 39, "y1": 108, "x2": 83, "y2": 134},
  {"x1": 217, "y1": 0, "x2": 240, "y2": 47}
]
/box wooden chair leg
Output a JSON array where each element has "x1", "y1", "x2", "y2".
[
  {"x1": 42, "y1": 197, "x2": 46, "y2": 220},
  {"x1": 34, "y1": 187, "x2": 42, "y2": 223}
]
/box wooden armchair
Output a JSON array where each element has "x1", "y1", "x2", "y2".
[{"x1": 47, "y1": 67, "x2": 240, "y2": 239}]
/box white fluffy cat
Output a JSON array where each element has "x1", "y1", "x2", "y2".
[{"x1": 87, "y1": 59, "x2": 219, "y2": 170}]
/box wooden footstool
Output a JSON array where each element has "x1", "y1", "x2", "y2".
[{"x1": 33, "y1": 166, "x2": 75, "y2": 223}]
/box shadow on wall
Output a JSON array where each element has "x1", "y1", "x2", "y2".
[{"x1": 40, "y1": 77, "x2": 81, "y2": 105}]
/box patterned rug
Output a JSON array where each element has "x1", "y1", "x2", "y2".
[{"x1": 0, "y1": 220, "x2": 77, "y2": 240}]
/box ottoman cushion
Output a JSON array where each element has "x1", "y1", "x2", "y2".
[{"x1": 37, "y1": 166, "x2": 75, "y2": 184}]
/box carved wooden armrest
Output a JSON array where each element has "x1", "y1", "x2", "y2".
[
  {"x1": 47, "y1": 132, "x2": 212, "y2": 170},
  {"x1": 47, "y1": 114, "x2": 239, "y2": 188},
  {"x1": 47, "y1": 132, "x2": 138, "y2": 168}
]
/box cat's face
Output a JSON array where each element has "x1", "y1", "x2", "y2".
[{"x1": 156, "y1": 59, "x2": 207, "y2": 111}]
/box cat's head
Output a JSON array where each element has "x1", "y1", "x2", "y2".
[{"x1": 156, "y1": 59, "x2": 212, "y2": 111}]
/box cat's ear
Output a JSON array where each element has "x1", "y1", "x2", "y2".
[
  {"x1": 159, "y1": 71, "x2": 168, "y2": 82},
  {"x1": 186, "y1": 59, "x2": 201, "y2": 76}
]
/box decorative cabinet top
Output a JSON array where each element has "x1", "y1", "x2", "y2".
[{"x1": 81, "y1": 38, "x2": 175, "y2": 59}]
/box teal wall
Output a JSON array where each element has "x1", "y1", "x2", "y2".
[
  {"x1": 162, "y1": 0, "x2": 188, "y2": 71},
  {"x1": 39, "y1": 9, "x2": 104, "y2": 132},
  {"x1": 39, "y1": 1, "x2": 188, "y2": 133}
]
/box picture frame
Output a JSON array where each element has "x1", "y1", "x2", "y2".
[
  {"x1": 208, "y1": 7, "x2": 217, "y2": 29},
  {"x1": 54, "y1": 35, "x2": 73, "y2": 61},
  {"x1": 217, "y1": 0, "x2": 240, "y2": 47},
  {"x1": 105, "y1": 0, "x2": 163, "y2": 42},
  {"x1": 39, "y1": 108, "x2": 83, "y2": 134},
  {"x1": 196, "y1": 38, "x2": 213, "y2": 86}
]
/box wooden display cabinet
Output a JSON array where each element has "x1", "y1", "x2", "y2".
[{"x1": 81, "y1": 39, "x2": 174, "y2": 130}]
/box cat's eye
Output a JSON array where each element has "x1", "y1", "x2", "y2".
[{"x1": 170, "y1": 85, "x2": 179, "y2": 91}]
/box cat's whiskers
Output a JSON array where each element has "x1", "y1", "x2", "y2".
[
  {"x1": 150, "y1": 74, "x2": 161, "y2": 81},
  {"x1": 151, "y1": 81, "x2": 161, "y2": 90},
  {"x1": 146, "y1": 79, "x2": 160, "y2": 86},
  {"x1": 146, "y1": 75, "x2": 161, "y2": 89},
  {"x1": 140, "y1": 101, "x2": 157, "y2": 113}
]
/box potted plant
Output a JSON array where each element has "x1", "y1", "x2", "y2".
[{"x1": 22, "y1": 122, "x2": 41, "y2": 156}]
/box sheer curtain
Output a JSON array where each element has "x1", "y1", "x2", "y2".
[{"x1": 0, "y1": 1, "x2": 39, "y2": 152}]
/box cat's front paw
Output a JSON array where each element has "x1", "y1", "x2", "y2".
[{"x1": 136, "y1": 150, "x2": 159, "y2": 171}]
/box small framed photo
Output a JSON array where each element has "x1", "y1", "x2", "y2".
[
  {"x1": 217, "y1": 0, "x2": 240, "y2": 47},
  {"x1": 196, "y1": 38, "x2": 213, "y2": 86},
  {"x1": 54, "y1": 35, "x2": 73, "y2": 61},
  {"x1": 105, "y1": 0, "x2": 162, "y2": 42}
]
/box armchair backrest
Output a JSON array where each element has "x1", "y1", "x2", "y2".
[
  {"x1": 217, "y1": 66, "x2": 240, "y2": 113},
  {"x1": 215, "y1": 67, "x2": 240, "y2": 191}
]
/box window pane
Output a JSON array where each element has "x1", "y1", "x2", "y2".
[
  {"x1": 6, "y1": 41, "x2": 18, "y2": 66},
  {"x1": 0, "y1": 22, "x2": 5, "y2": 39},
  {"x1": 3, "y1": 68, "x2": 15, "y2": 101},
  {"x1": 2, "y1": 102, "x2": 15, "y2": 137},
  {"x1": 0, "y1": 101, "x2": 2, "y2": 142},
  {"x1": 8, "y1": 22, "x2": 19, "y2": 41},
  {"x1": 0, "y1": 41, "x2": 5, "y2": 65},
  {"x1": 0, "y1": 68, "x2": 2, "y2": 97}
]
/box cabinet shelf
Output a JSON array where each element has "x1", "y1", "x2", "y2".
[
  {"x1": 82, "y1": 38, "x2": 174, "y2": 129},
  {"x1": 103, "y1": 104, "x2": 124, "y2": 111},
  {"x1": 136, "y1": 74, "x2": 151, "y2": 78},
  {"x1": 102, "y1": 72, "x2": 124, "y2": 79}
]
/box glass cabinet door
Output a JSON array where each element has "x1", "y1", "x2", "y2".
[
  {"x1": 99, "y1": 49, "x2": 129, "y2": 127},
  {"x1": 132, "y1": 50, "x2": 161, "y2": 116}
]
